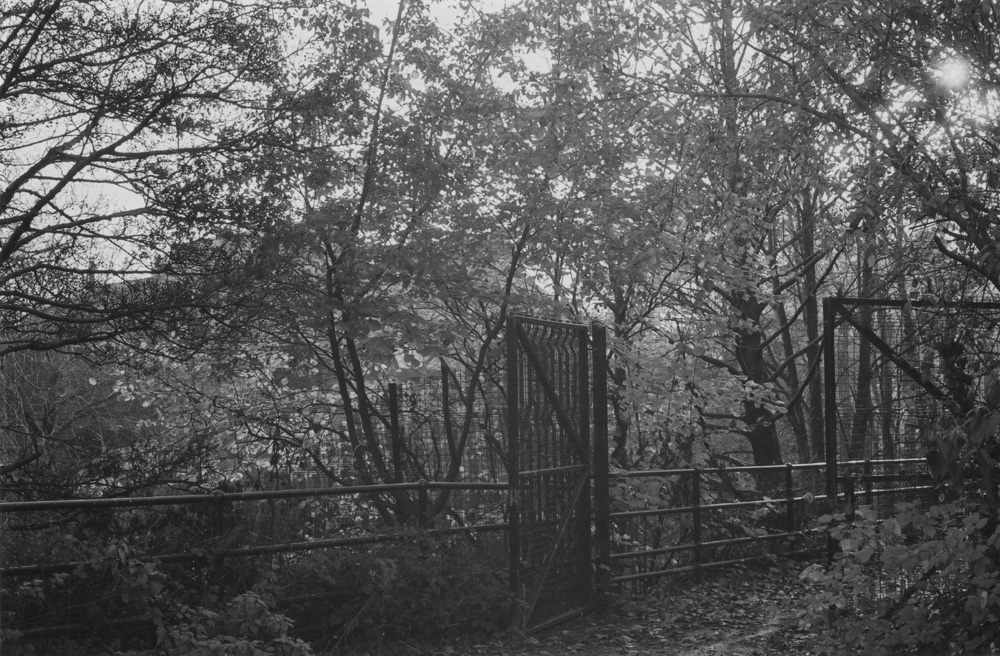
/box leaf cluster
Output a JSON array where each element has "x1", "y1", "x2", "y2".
[{"x1": 803, "y1": 502, "x2": 1000, "y2": 655}]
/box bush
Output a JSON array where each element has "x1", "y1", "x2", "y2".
[
  {"x1": 270, "y1": 529, "x2": 510, "y2": 648},
  {"x1": 3, "y1": 510, "x2": 510, "y2": 653},
  {"x1": 1, "y1": 532, "x2": 168, "y2": 655},
  {"x1": 802, "y1": 502, "x2": 1000, "y2": 656},
  {"x1": 153, "y1": 593, "x2": 314, "y2": 656}
]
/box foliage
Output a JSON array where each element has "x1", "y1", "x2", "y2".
[
  {"x1": 1, "y1": 501, "x2": 281, "y2": 655},
  {"x1": 151, "y1": 593, "x2": 314, "y2": 656},
  {"x1": 1, "y1": 532, "x2": 167, "y2": 655},
  {"x1": 0, "y1": 0, "x2": 379, "y2": 355},
  {"x1": 0, "y1": 350, "x2": 213, "y2": 500},
  {"x1": 2, "y1": 504, "x2": 510, "y2": 654},
  {"x1": 802, "y1": 503, "x2": 1000, "y2": 656},
  {"x1": 268, "y1": 531, "x2": 510, "y2": 649}
]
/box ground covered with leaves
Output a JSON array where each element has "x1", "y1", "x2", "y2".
[{"x1": 346, "y1": 560, "x2": 819, "y2": 656}]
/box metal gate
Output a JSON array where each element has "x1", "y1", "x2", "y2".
[{"x1": 506, "y1": 316, "x2": 601, "y2": 633}]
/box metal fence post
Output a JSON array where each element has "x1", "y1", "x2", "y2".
[
  {"x1": 211, "y1": 489, "x2": 227, "y2": 574},
  {"x1": 692, "y1": 468, "x2": 701, "y2": 584},
  {"x1": 389, "y1": 382, "x2": 403, "y2": 484},
  {"x1": 591, "y1": 323, "x2": 611, "y2": 607},
  {"x1": 785, "y1": 463, "x2": 795, "y2": 534},
  {"x1": 506, "y1": 315, "x2": 522, "y2": 630},
  {"x1": 418, "y1": 479, "x2": 428, "y2": 528},
  {"x1": 211, "y1": 489, "x2": 226, "y2": 537},
  {"x1": 863, "y1": 458, "x2": 873, "y2": 507}
]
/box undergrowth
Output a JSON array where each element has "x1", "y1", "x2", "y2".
[{"x1": 801, "y1": 502, "x2": 1000, "y2": 656}]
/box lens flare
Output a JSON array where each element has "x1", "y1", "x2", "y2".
[{"x1": 935, "y1": 57, "x2": 971, "y2": 91}]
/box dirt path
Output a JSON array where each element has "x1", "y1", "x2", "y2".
[{"x1": 456, "y1": 562, "x2": 816, "y2": 656}]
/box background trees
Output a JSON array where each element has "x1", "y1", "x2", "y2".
[
  {"x1": 0, "y1": 0, "x2": 378, "y2": 355},
  {"x1": 7, "y1": 0, "x2": 1000, "y2": 653},
  {"x1": 4, "y1": 0, "x2": 1000, "y2": 501}
]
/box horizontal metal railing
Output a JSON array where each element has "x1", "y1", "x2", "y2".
[
  {"x1": 4, "y1": 458, "x2": 936, "y2": 633},
  {"x1": 2, "y1": 479, "x2": 513, "y2": 640},
  {"x1": 606, "y1": 459, "x2": 933, "y2": 585},
  {"x1": 1, "y1": 481, "x2": 510, "y2": 576},
  {"x1": 0, "y1": 480, "x2": 509, "y2": 513},
  {"x1": 607, "y1": 462, "x2": 828, "y2": 584}
]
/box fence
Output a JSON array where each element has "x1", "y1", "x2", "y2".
[
  {"x1": 251, "y1": 366, "x2": 509, "y2": 490},
  {"x1": 11, "y1": 302, "x2": 996, "y2": 645},
  {"x1": 822, "y1": 297, "x2": 999, "y2": 609},
  {"x1": 604, "y1": 462, "x2": 829, "y2": 589},
  {"x1": 1, "y1": 481, "x2": 509, "y2": 642},
  {"x1": 823, "y1": 297, "x2": 1000, "y2": 496},
  {"x1": 837, "y1": 457, "x2": 936, "y2": 517}
]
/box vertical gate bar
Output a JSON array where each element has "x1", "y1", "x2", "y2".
[
  {"x1": 824, "y1": 298, "x2": 839, "y2": 564},
  {"x1": 514, "y1": 325, "x2": 588, "y2": 461},
  {"x1": 389, "y1": 383, "x2": 403, "y2": 484},
  {"x1": 591, "y1": 324, "x2": 611, "y2": 605},
  {"x1": 577, "y1": 324, "x2": 592, "y2": 602},
  {"x1": 506, "y1": 316, "x2": 522, "y2": 629},
  {"x1": 785, "y1": 463, "x2": 795, "y2": 534},
  {"x1": 692, "y1": 468, "x2": 701, "y2": 584}
]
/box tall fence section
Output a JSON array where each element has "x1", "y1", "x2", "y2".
[
  {"x1": 823, "y1": 297, "x2": 1000, "y2": 606},
  {"x1": 823, "y1": 298, "x2": 1000, "y2": 510},
  {"x1": 5, "y1": 302, "x2": 998, "y2": 645}
]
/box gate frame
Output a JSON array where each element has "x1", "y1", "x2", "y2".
[
  {"x1": 506, "y1": 316, "x2": 609, "y2": 633},
  {"x1": 822, "y1": 296, "x2": 1000, "y2": 515}
]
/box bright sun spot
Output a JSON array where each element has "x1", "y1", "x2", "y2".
[{"x1": 935, "y1": 57, "x2": 971, "y2": 91}]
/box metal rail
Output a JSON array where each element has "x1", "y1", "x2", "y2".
[
  {"x1": 0, "y1": 480, "x2": 509, "y2": 513},
  {"x1": 607, "y1": 461, "x2": 846, "y2": 585}
]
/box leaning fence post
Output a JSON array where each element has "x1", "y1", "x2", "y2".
[
  {"x1": 211, "y1": 489, "x2": 226, "y2": 537},
  {"x1": 863, "y1": 458, "x2": 873, "y2": 507},
  {"x1": 389, "y1": 382, "x2": 403, "y2": 485},
  {"x1": 692, "y1": 468, "x2": 701, "y2": 584},
  {"x1": 785, "y1": 464, "x2": 795, "y2": 534},
  {"x1": 846, "y1": 475, "x2": 857, "y2": 518},
  {"x1": 418, "y1": 479, "x2": 428, "y2": 528},
  {"x1": 211, "y1": 489, "x2": 227, "y2": 573}
]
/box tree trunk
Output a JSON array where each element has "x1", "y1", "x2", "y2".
[
  {"x1": 775, "y1": 299, "x2": 811, "y2": 463},
  {"x1": 801, "y1": 192, "x2": 826, "y2": 462},
  {"x1": 847, "y1": 249, "x2": 875, "y2": 460}
]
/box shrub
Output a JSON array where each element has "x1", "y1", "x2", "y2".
[
  {"x1": 802, "y1": 502, "x2": 1000, "y2": 656},
  {"x1": 1, "y1": 532, "x2": 168, "y2": 655},
  {"x1": 270, "y1": 529, "x2": 510, "y2": 648},
  {"x1": 153, "y1": 593, "x2": 314, "y2": 656}
]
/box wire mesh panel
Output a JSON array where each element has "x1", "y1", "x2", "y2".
[
  {"x1": 830, "y1": 300, "x2": 1000, "y2": 459},
  {"x1": 825, "y1": 298, "x2": 1000, "y2": 604},
  {"x1": 507, "y1": 317, "x2": 593, "y2": 632},
  {"x1": 827, "y1": 298, "x2": 1000, "y2": 510}
]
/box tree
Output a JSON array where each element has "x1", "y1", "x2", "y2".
[
  {"x1": 746, "y1": 0, "x2": 1000, "y2": 299},
  {"x1": 0, "y1": 350, "x2": 207, "y2": 501},
  {"x1": 0, "y1": 0, "x2": 377, "y2": 355},
  {"x1": 460, "y1": 0, "x2": 867, "y2": 486},
  {"x1": 99, "y1": 0, "x2": 565, "y2": 525}
]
